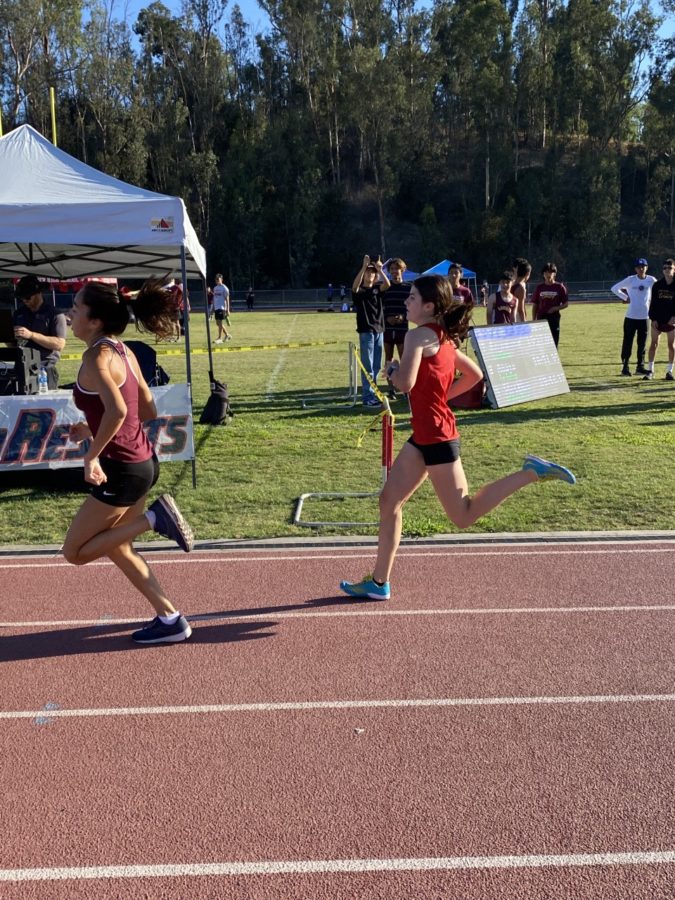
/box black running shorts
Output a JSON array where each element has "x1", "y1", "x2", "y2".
[
  {"x1": 407, "y1": 436, "x2": 461, "y2": 466},
  {"x1": 91, "y1": 455, "x2": 160, "y2": 507}
]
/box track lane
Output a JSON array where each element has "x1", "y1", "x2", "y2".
[
  {"x1": 1, "y1": 704, "x2": 675, "y2": 887},
  {"x1": 1, "y1": 609, "x2": 674, "y2": 710}
]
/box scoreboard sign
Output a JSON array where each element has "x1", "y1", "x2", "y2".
[{"x1": 469, "y1": 321, "x2": 569, "y2": 409}]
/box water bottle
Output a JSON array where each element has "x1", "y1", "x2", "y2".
[{"x1": 38, "y1": 366, "x2": 48, "y2": 394}]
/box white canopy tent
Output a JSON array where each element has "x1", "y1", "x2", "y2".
[
  {"x1": 0, "y1": 125, "x2": 206, "y2": 279},
  {"x1": 0, "y1": 124, "x2": 210, "y2": 485}
]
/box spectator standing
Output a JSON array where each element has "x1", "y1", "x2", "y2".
[
  {"x1": 352, "y1": 255, "x2": 390, "y2": 407},
  {"x1": 448, "y1": 263, "x2": 474, "y2": 306},
  {"x1": 511, "y1": 258, "x2": 531, "y2": 323},
  {"x1": 382, "y1": 257, "x2": 410, "y2": 399},
  {"x1": 643, "y1": 258, "x2": 675, "y2": 380},
  {"x1": 12, "y1": 275, "x2": 67, "y2": 388},
  {"x1": 531, "y1": 263, "x2": 568, "y2": 347},
  {"x1": 611, "y1": 258, "x2": 655, "y2": 376},
  {"x1": 486, "y1": 271, "x2": 518, "y2": 325},
  {"x1": 246, "y1": 287, "x2": 255, "y2": 311},
  {"x1": 479, "y1": 281, "x2": 489, "y2": 306},
  {"x1": 212, "y1": 274, "x2": 231, "y2": 343}
]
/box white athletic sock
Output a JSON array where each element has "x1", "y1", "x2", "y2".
[
  {"x1": 145, "y1": 510, "x2": 157, "y2": 530},
  {"x1": 648, "y1": 361, "x2": 655, "y2": 372},
  {"x1": 668, "y1": 364, "x2": 673, "y2": 374},
  {"x1": 159, "y1": 611, "x2": 180, "y2": 625}
]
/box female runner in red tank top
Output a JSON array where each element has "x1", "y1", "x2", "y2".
[
  {"x1": 62, "y1": 279, "x2": 194, "y2": 644},
  {"x1": 340, "y1": 275, "x2": 577, "y2": 601}
]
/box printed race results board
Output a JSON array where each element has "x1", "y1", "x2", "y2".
[
  {"x1": 0, "y1": 383, "x2": 193, "y2": 470},
  {"x1": 469, "y1": 321, "x2": 569, "y2": 408}
]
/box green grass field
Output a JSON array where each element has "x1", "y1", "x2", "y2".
[{"x1": 2, "y1": 303, "x2": 674, "y2": 546}]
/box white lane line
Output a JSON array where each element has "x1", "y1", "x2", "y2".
[
  {"x1": 1, "y1": 692, "x2": 674, "y2": 721},
  {"x1": 3, "y1": 545, "x2": 675, "y2": 569},
  {"x1": 2, "y1": 603, "x2": 675, "y2": 629},
  {"x1": 1, "y1": 850, "x2": 675, "y2": 881},
  {"x1": 265, "y1": 315, "x2": 297, "y2": 399}
]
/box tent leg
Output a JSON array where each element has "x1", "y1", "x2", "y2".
[
  {"x1": 180, "y1": 248, "x2": 197, "y2": 489},
  {"x1": 202, "y1": 275, "x2": 215, "y2": 376}
]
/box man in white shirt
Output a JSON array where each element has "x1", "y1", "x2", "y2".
[
  {"x1": 211, "y1": 274, "x2": 232, "y2": 344},
  {"x1": 611, "y1": 258, "x2": 656, "y2": 376}
]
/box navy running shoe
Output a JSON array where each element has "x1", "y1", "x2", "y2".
[
  {"x1": 131, "y1": 615, "x2": 192, "y2": 644},
  {"x1": 148, "y1": 494, "x2": 194, "y2": 552}
]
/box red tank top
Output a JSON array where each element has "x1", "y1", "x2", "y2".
[
  {"x1": 409, "y1": 323, "x2": 459, "y2": 444},
  {"x1": 73, "y1": 338, "x2": 153, "y2": 463}
]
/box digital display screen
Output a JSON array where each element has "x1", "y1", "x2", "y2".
[{"x1": 469, "y1": 322, "x2": 569, "y2": 408}]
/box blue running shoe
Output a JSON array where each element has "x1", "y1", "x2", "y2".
[
  {"x1": 339, "y1": 575, "x2": 391, "y2": 601},
  {"x1": 523, "y1": 454, "x2": 576, "y2": 485},
  {"x1": 148, "y1": 494, "x2": 194, "y2": 552},
  {"x1": 131, "y1": 615, "x2": 192, "y2": 644}
]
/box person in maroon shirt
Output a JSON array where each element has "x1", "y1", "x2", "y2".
[
  {"x1": 487, "y1": 270, "x2": 518, "y2": 325},
  {"x1": 448, "y1": 263, "x2": 475, "y2": 306},
  {"x1": 531, "y1": 262, "x2": 568, "y2": 347},
  {"x1": 62, "y1": 278, "x2": 195, "y2": 645},
  {"x1": 339, "y1": 275, "x2": 576, "y2": 601}
]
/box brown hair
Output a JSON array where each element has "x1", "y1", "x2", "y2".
[
  {"x1": 389, "y1": 258, "x2": 407, "y2": 270},
  {"x1": 513, "y1": 257, "x2": 532, "y2": 277},
  {"x1": 79, "y1": 276, "x2": 179, "y2": 340},
  {"x1": 542, "y1": 262, "x2": 558, "y2": 274},
  {"x1": 413, "y1": 275, "x2": 473, "y2": 342}
]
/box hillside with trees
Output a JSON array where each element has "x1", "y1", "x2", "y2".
[{"x1": 0, "y1": 0, "x2": 673, "y2": 286}]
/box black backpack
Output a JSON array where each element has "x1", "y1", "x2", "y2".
[{"x1": 199, "y1": 377, "x2": 233, "y2": 425}]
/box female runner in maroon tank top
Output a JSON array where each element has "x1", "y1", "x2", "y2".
[
  {"x1": 62, "y1": 278, "x2": 194, "y2": 644},
  {"x1": 340, "y1": 275, "x2": 577, "y2": 601}
]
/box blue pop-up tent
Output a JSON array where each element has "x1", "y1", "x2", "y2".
[
  {"x1": 422, "y1": 259, "x2": 479, "y2": 303},
  {"x1": 421, "y1": 259, "x2": 477, "y2": 279}
]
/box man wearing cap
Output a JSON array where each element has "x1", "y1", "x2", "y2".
[
  {"x1": 611, "y1": 258, "x2": 656, "y2": 376},
  {"x1": 13, "y1": 275, "x2": 67, "y2": 388}
]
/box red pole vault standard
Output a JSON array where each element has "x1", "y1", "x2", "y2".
[
  {"x1": 382, "y1": 411, "x2": 394, "y2": 479},
  {"x1": 293, "y1": 397, "x2": 396, "y2": 528}
]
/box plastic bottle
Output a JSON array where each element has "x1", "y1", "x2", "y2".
[{"x1": 38, "y1": 366, "x2": 48, "y2": 394}]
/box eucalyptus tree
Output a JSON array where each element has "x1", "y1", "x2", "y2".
[{"x1": 0, "y1": 0, "x2": 83, "y2": 134}]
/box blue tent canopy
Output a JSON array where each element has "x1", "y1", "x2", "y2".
[{"x1": 421, "y1": 259, "x2": 477, "y2": 279}]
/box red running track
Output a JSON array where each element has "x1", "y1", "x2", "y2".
[{"x1": 1, "y1": 539, "x2": 675, "y2": 898}]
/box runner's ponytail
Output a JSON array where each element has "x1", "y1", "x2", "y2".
[{"x1": 413, "y1": 275, "x2": 473, "y2": 343}]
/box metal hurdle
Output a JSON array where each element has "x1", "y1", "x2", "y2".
[
  {"x1": 300, "y1": 342, "x2": 359, "y2": 408},
  {"x1": 293, "y1": 403, "x2": 394, "y2": 528}
]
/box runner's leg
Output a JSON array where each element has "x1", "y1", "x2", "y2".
[
  {"x1": 427, "y1": 458, "x2": 537, "y2": 530},
  {"x1": 372, "y1": 442, "x2": 428, "y2": 583}
]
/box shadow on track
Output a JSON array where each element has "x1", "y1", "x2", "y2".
[
  {"x1": 195, "y1": 594, "x2": 386, "y2": 623},
  {"x1": 0, "y1": 595, "x2": 381, "y2": 662},
  {"x1": 0, "y1": 619, "x2": 275, "y2": 662}
]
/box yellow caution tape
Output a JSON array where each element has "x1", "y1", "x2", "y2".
[
  {"x1": 352, "y1": 346, "x2": 395, "y2": 447},
  {"x1": 61, "y1": 339, "x2": 339, "y2": 361}
]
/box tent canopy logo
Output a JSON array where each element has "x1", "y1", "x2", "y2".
[{"x1": 151, "y1": 216, "x2": 174, "y2": 233}]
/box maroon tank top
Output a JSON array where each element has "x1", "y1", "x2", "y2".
[
  {"x1": 73, "y1": 338, "x2": 153, "y2": 463},
  {"x1": 493, "y1": 290, "x2": 516, "y2": 325}
]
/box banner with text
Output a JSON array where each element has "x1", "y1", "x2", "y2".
[{"x1": 0, "y1": 384, "x2": 193, "y2": 470}]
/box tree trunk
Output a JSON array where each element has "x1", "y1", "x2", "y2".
[
  {"x1": 373, "y1": 160, "x2": 387, "y2": 258},
  {"x1": 485, "y1": 130, "x2": 490, "y2": 210}
]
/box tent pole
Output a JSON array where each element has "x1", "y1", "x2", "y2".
[
  {"x1": 203, "y1": 275, "x2": 215, "y2": 377},
  {"x1": 180, "y1": 247, "x2": 197, "y2": 489}
]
